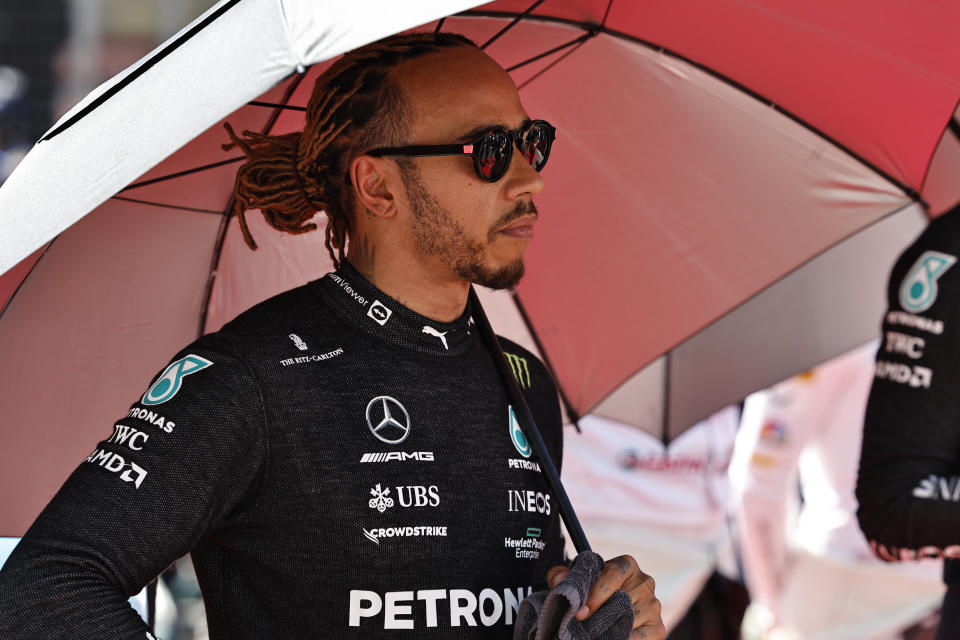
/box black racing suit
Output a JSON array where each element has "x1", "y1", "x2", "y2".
[
  {"x1": 0, "y1": 261, "x2": 565, "y2": 639},
  {"x1": 856, "y1": 203, "x2": 960, "y2": 634}
]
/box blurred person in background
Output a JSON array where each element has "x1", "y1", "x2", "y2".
[
  {"x1": 0, "y1": 0, "x2": 67, "y2": 181},
  {"x1": 857, "y1": 202, "x2": 960, "y2": 640},
  {"x1": 562, "y1": 406, "x2": 749, "y2": 639},
  {"x1": 0, "y1": 3, "x2": 213, "y2": 637},
  {"x1": 733, "y1": 342, "x2": 943, "y2": 640}
]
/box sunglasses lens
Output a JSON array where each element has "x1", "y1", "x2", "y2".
[
  {"x1": 522, "y1": 122, "x2": 552, "y2": 172},
  {"x1": 476, "y1": 130, "x2": 512, "y2": 181}
]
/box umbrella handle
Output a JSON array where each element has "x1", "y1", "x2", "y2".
[{"x1": 468, "y1": 286, "x2": 591, "y2": 554}]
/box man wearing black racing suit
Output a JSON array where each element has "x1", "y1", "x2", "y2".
[
  {"x1": 857, "y1": 202, "x2": 960, "y2": 639},
  {"x1": 0, "y1": 33, "x2": 663, "y2": 639}
]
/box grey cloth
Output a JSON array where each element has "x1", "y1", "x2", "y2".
[{"x1": 514, "y1": 551, "x2": 635, "y2": 640}]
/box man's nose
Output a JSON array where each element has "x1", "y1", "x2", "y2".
[{"x1": 503, "y1": 147, "x2": 545, "y2": 200}]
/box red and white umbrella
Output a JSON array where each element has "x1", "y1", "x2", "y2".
[{"x1": 1, "y1": 0, "x2": 959, "y2": 536}]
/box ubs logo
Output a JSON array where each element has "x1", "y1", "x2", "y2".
[
  {"x1": 368, "y1": 484, "x2": 440, "y2": 511},
  {"x1": 366, "y1": 396, "x2": 411, "y2": 444}
]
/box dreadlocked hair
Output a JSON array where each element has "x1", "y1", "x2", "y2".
[{"x1": 224, "y1": 31, "x2": 478, "y2": 267}]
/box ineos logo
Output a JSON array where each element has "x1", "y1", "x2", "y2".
[
  {"x1": 366, "y1": 396, "x2": 411, "y2": 444},
  {"x1": 508, "y1": 489, "x2": 551, "y2": 515}
]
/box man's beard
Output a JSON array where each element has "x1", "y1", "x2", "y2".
[{"x1": 399, "y1": 163, "x2": 534, "y2": 290}]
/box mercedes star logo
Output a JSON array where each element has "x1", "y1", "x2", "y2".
[{"x1": 365, "y1": 395, "x2": 412, "y2": 444}]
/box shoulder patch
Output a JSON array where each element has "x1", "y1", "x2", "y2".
[
  {"x1": 142, "y1": 354, "x2": 214, "y2": 406},
  {"x1": 900, "y1": 251, "x2": 957, "y2": 313}
]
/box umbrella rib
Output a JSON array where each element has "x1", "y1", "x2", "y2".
[
  {"x1": 196, "y1": 71, "x2": 309, "y2": 337},
  {"x1": 40, "y1": 0, "x2": 245, "y2": 142},
  {"x1": 600, "y1": 0, "x2": 615, "y2": 27},
  {"x1": 0, "y1": 239, "x2": 56, "y2": 323},
  {"x1": 110, "y1": 195, "x2": 224, "y2": 215},
  {"x1": 480, "y1": 0, "x2": 549, "y2": 49},
  {"x1": 120, "y1": 156, "x2": 245, "y2": 191},
  {"x1": 459, "y1": 9, "x2": 926, "y2": 205},
  {"x1": 510, "y1": 291, "x2": 582, "y2": 431},
  {"x1": 661, "y1": 353, "x2": 671, "y2": 447},
  {"x1": 518, "y1": 39, "x2": 588, "y2": 91},
  {"x1": 434, "y1": 17, "x2": 446, "y2": 33},
  {"x1": 248, "y1": 101, "x2": 307, "y2": 112},
  {"x1": 917, "y1": 112, "x2": 959, "y2": 205},
  {"x1": 506, "y1": 31, "x2": 596, "y2": 73}
]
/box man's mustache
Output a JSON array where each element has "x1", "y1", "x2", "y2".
[{"x1": 489, "y1": 201, "x2": 539, "y2": 240}]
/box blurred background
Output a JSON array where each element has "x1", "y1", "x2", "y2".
[
  {"x1": 0, "y1": 0, "x2": 217, "y2": 181},
  {"x1": 1, "y1": 5, "x2": 218, "y2": 637}
]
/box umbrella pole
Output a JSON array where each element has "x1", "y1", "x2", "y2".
[
  {"x1": 468, "y1": 286, "x2": 591, "y2": 554},
  {"x1": 510, "y1": 291, "x2": 583, "y2": 433},
  {"x1": 146, "y1": 578, "x2": 157, "y2": 629}
]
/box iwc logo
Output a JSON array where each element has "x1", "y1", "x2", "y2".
[
  {"x1": 142, "y1": 355, "x2": 213, "y2": 406},
  {"x1": 508, "y1": 406, "x2": 532, "y2": 458},
  {"x1": 899, "y1": 251, "x2": 956, "y2": 313},
  {"x1": 366, "y1": 396, "x2": 411, "y2": 444}
]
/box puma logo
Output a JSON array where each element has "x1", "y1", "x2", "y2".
[{"x1": 422, "y1": 325, "x2": 449, "y2": 350}]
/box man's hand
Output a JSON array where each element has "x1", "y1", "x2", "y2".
[{"x1": 547, "y1": 555, "x2": 665, "y2": 640}]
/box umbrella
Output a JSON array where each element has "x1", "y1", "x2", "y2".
[{"x1": 2, "y1": 0, "x2": 960, "y2": 537}]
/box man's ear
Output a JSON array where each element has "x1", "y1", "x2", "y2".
[{"x1": 350, "y1": 155, "x2": 397, "y2": 219}]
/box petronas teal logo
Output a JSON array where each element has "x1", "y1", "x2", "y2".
[
  {"x1": 142, "y1": 355, "x2": 213, "y2": 406},
  {"x1": 899, "y1": 251, "x2": 956, "y2": 313},
  {"x1": 508, "y1": 406, "x2": 532, "y2": 458}
]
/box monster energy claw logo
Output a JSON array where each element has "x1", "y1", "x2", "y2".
[
  {"x1": 142, "y1": 355, "x2": 213, "y2": 406},
  {"x1": 505, "y1": 352, "x2": 531, "y2": 389},
  {"x1": 900, "y1": 251, "x2": 957, "y2": 313}
]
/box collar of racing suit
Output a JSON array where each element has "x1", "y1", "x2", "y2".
[{"x1": 311, "y1": 260, "x2": 476, "y2": 356}]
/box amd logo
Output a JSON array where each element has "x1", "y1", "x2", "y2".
[
  {"x1": 84, "y1": 449, "x2": 148, "y2": 489},
  {"x1": 875, "y1": 360, "x2": 933, "y2": 389}
]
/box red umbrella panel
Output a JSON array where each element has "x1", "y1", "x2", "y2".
[{"x1": 2, "y1": 4, "x2": 960, "y2": 536}]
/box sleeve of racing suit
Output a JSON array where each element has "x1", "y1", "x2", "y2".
[
  {"x1": 731, "y1": 378, "x2": 822, "y2": 621},
  {"x1": 856, "y1": 206, "x2": 960, "y2": 562},
  {"x1": 0, "y1": 335, "x2": 267, "y2": 639}
]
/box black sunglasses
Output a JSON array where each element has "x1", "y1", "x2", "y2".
[{"x1": 367, "y1": 119, "x2": 556, "y2": 183}]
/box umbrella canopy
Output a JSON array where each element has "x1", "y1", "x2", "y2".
[{"x1": 2, "y1": 0, "x2": 960, "y2": 536}]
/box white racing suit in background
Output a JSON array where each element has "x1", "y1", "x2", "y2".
[
  {"x1": 731, "y1": 341, "x2": 943, "y2": 640},
  {"x1": 562, "y1": 407, "x2": 741, "y2": 631}
]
